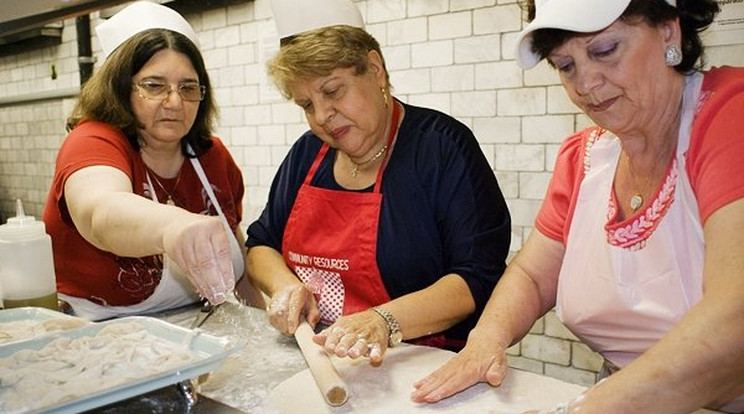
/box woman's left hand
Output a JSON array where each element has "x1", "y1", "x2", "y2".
[{"x1": 313, "y1": 310, "x2": 390, "y2": 365}]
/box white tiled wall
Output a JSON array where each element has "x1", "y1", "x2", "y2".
[{"x1": 1, "y1": 0, "x2": 742, "y2": 386}]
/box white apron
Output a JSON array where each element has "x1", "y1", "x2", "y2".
[
  {"x1": 557, "y1": 72, "x2": 704, "y2": 365},
  {"x1": 557, "y1": 72, "x2": 744, "y2": 412},
  {"x1": 61, "y1": 146, "x2": 244, "y2": 321}
]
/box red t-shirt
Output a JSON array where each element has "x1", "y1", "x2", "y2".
[
  {"x1": 42, "y1": 121, "x2": 244, "y2": 306},
  {"x1": 536, "y1": 66, "x2": 744, "y2": 243}
]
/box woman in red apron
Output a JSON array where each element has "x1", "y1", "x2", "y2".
[{"x1": 246, "y1": 0, "x2": 511, "y2": 365}]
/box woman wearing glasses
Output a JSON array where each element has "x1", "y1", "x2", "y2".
[{"x1": 42, "y1": 1, "x2": 262, "y2": 320}]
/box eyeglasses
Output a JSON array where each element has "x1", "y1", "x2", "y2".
[{"x1": 132, "y1": 80, "x2": 206, "y2": 102}]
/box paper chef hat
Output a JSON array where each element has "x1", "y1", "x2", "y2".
[
  {"x1": 269, "y1": 0, "x2": 365, "y2": 40},
  {"x1": 96, "y1": 1, "x2": 200, "y2": 59}
]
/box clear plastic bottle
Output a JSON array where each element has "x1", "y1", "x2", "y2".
[{"x1": 0, "y1": 199, "x2": 58, "y2": 310}]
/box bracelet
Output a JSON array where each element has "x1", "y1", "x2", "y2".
[{"x1": 371, "y1": 306, "x2": 403, "y2": 347}]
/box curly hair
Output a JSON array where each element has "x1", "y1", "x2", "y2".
[
  {"x1": 521, "y1": 0, "x2": 720, "y2": 73},
  {"x1": 67, "y1": 29, "x2": 217, "y2": 157},
  {"x1": 267, "y1": 25, "x2": 391, "y2": 100}
]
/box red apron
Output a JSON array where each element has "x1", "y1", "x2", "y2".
[{"x1": 282, "y1": 103, "x2": 401, "y2": 325}]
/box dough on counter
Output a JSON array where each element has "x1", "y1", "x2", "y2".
[{"x1": 265, "y1": 345, "x2": 586, "y2": 414}]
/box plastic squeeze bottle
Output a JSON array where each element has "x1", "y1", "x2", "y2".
[{"x1": 0, "y1": 199, "x2": 59, "y2": 310}]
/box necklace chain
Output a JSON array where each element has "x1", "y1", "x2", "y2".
[
  {"x1": 348, "y1": 144, "x2": 388, "y2": 178},
  {"x1": 147, "y1": 167, "x2": 183, "y2": 206},
  {"x1": 623, "y1": 146, "x2": 671, "y2": 213},
  {"x1": 625, "y1": 155, "x2": 648, "y2": 213}
]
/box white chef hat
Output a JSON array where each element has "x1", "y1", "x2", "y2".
[
  {"x1": 269, "y1": 0, "x2": 365, "y2": 40},
  {"x1": 515, "y1": 0, "x2": 677, "y2": 69},
  {"x1": 96, "y1": 1, "x2": 200, "y2": 59}
]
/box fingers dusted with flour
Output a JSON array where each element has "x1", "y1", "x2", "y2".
[
  {"x1": 266, "y1": 283, "x2": 320, "y2": 335},
  {"x1": 313, "y1": 309, "x2": 390, "y2": 364}
]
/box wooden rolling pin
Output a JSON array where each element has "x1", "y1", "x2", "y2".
[{"x1": 294, "y1": 321, "x2": 349, "y2": 406}]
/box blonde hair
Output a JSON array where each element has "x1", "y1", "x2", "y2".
[{"x1": 267, "y1": 25, "x2": 390, "y2": 100}]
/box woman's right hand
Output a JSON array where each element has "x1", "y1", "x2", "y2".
[
  {"x1": 162, "y1": 214, "x2": 236, "y2": 305},
  {"x1": 266, "y1": 283, "x2": 320, "y2": 335},
  {"x1": 64, "y1": 166, "x2": 238, "y2": 306},
  {"x1": 410, "y1": 333, "x2": 509, "y2": 403}
]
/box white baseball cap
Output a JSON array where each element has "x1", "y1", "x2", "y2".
[
  {"x1": 514, "y1": 0, "x2": 677, "y2": 69},
  {"x1": 96, "y1": 1, "x2": 200, "y2": 59},
  {"x1": 269, "y1": 0, "x2": 365, "y2": 40}
]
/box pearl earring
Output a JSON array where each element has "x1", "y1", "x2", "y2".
[{"x1": 665, "y1": 44, "x2": 682, "y2": 67}]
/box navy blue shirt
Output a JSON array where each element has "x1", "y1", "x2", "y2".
[{"x1": 247, "y1": 101, "x2": 510, "y2": 343}]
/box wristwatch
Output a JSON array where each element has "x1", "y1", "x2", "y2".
[{"x1": 371, "y1": 306, "x2": 403, "y2": 347}]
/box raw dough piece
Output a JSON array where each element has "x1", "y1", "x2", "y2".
[
  {"x1": 266, "y1": 345, "x2": 586, "y2": 414},
  {"x1": 0, "y1": 317, "x2": 87, "y2": 344},
  {"x1": 0, "y1": 322, "x2": 198, "y2": 413}
]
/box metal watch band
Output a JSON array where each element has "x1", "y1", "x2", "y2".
[{"x1": 371, "y1": 306, "x2": 402, "y2": 347}]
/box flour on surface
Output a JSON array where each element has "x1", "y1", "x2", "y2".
[{"x1": 265, "y1": 345, "x2": 586, "y2": 414}]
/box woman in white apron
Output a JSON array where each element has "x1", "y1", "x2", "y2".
[
  {"x1": 413, "y1": 0, "x2": 744, "y2": 412},
  {"x1": 44, "y1": 2, "x2": 255, "y2": 321},
  {"x1": 58, "y1": 151, "x2": 245, "y2": 321}
]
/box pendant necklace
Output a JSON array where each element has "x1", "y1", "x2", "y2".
[
  {"x1": 623, "y1": 147, "x2": 668, "y2": 213},
  {"x1": 348, "y1": 144, "x2": 388, "y2": 178},
  {"x1": 147, "y1": 167, "x2": 183, "y2": 206}
]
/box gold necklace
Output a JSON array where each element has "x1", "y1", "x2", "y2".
[
  {"x1": 625, "y1": 156, "x2": 648, "y2": 212},
  {"x1": 348, "y1": 144, "x2": 388, "y2": 178},
  {"x1": 147, "y1": 167, "x2": 183, "y2": 206},
  {"x1": 623, "y1": 148, "x2": 669, "y2": 213}
]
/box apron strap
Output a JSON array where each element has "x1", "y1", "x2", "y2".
[
  {"x1": 187, "y1": 144, "x2": 245, "y2": 278},
  {"x1": 303, "y1": 144, "x2": 331, "y2": 186},
  {"x1": 145, "y1": 171, "x2": 158, "y2": 202},
  {"x1": 187, "y1": 144, "x2": 233, "y2": 234}
]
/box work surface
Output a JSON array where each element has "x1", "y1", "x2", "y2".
[{"x1": 92, "y1": 299, "x2": 721, "y2": 414}]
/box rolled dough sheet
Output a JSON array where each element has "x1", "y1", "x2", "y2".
[{"x1": 266, "y1": 344, "x2": 586, "y2": 414}]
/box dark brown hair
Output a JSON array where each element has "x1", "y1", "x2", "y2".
[
  {"x1": 67, "y1": 29, "x2": 217, "y2": 156},
  {"x1": 520, "y1": 0, "x2": 720, "y2": 73}
]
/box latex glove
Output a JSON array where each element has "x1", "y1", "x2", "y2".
[
  {"x1": 266, "y1": 283, "x2": 319, "y2": 335},
  {"x1": 313, "y1": 309, "x2": 390, "y2": 365},
  {"x1": 410, "y1": 333, "x2": 509, "y2": 403},
  {"x1": 162, "y1": 215, "x2": 235, "y2": 305}
]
